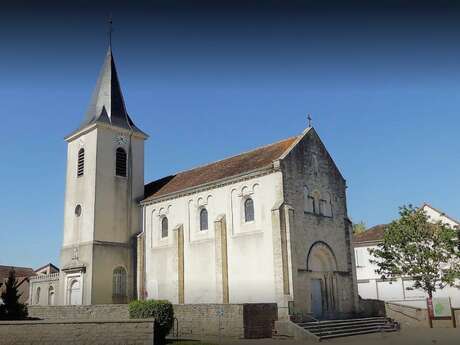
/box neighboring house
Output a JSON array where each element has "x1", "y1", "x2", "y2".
[
  {"x1": 30, "y1": 43, "x2": 359, "y2": 320},
  {"x1": 0, "y1": 264, "x2": 58, "y2": 305},
  {"x1": 353, "y1": 204, "x2": 460, "y2": 307}
]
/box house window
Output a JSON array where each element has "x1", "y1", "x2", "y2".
[
  {"x1": 161, "y1": 217, "x2": 168, "y2": 238},
  {"x1": 200, "y1": 208, "x2": 208, "y2": 231},
  {"x1": 77, "y1": 148, "x2": 84, "y2": 177},
  {"x1": 244, "y1": 198, "x2": 255, "y2": 222},
  {"x1": 115, "y1": 148, "x2": 127, "y2": 177}
]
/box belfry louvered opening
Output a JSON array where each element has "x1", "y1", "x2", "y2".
[
  {"x1": 77, "y1": 148, "x2": 85, "y2": 177},
  {"x1": 116, "y1": 147, "x2": 127, "y2": 177}
]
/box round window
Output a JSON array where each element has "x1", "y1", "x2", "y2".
[{"x1": 75, "y1": 205, "x2": 82, "y2": 217}]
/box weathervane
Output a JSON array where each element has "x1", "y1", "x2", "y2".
[{"x1": 307, "y1": 114, "x2": 312, "y2": 127}]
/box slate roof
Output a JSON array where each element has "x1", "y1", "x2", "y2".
[
  {"x1": 353, "y1": 224, "x2": 387, "y2": 244},
  {"x1": 143, "y1": 136, "x2": 298, "y2": 202},
  {"x1": 68, "y1": 47, "x2": 146, "y2": 138}
]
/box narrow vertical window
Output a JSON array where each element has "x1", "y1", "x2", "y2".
[
  {"x1": 77, "y1": 148, "x2": 84, "y2": 177},
  {"x1": 35, "y1": 287, "x2": 41, "y2": 305},
  {"x1": 244, "y1": 198, "x2": 255, "y2": 222},
  {"x1": 116, "y1": 148, "x2": 127, "y2": 177},
  {"x1": 200, "y1": 208, "x2": 208, "y2": 231},
  {"x1": 112, "y1": 267, "x2": 127, "y2": 303},
  {"x1": 48, "y1": 286, "x2": 55, "y2": 305},
  {"x1": 161, "y1": 217, "x2": 168, "y2": 238}
]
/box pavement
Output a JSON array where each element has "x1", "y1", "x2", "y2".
[{"x1": 177, "y1": 328, "x2": 460, "y2": 345}]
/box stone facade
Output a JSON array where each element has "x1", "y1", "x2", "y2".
[
  {"x1": 279, "y1": 129, "x2": 359, "y2": 319},
  {"x1": 0, "y1": 319, "x2": 154, "y2": 345}
]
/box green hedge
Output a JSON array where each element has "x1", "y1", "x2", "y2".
[{"x1": 128, "y1": 300, "x2": 174, "y2": 342}]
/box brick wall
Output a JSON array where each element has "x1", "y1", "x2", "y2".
[{"x1": 0, "y1": 319, "x2": 154, "y2": 345}]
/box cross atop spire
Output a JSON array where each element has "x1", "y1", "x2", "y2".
[
  {"x1": 307, "y1": 113, "x2": 313, "y2": 127},
  {"x1": 108, "y1": 14, "x2": 113, "y2": 49}
]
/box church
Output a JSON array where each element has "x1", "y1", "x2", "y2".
[{"x1": 29, "y1": 46, "x2": 359, "y2": 320}]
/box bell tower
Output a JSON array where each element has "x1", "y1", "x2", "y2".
[{"x1": 59, "y1": 47, "x2": 148, "y2": 305}]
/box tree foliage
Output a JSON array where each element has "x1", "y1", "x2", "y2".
[
  {"x1": 353, "y1": 221, "x2": 367, "y2": 235},
  {"x1": 370, "y1": 205, "x2": 460, "y2": 298},
  {"x1": 0, "y1": 269, "x2": 28, "y2": 320}
]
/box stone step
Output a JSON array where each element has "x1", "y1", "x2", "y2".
[
  {"x1": 299, "y1": 319, "x2": 389, "y2": 329},
  {"x1": 304, "y1": 321, "x2": 391, "y2": 333},
  {"x1": 319, "y1": 326, "x2": 398, "y2": 340},
  {"x1": 298, "y1": 316, "x2": 386, "y2": 327},
  {"x1": 311, "y1": 324, "x2": 395, "y2": 336}
]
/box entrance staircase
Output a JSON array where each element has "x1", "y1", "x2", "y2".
[{"x1": 296, "y1": 316, "x2": 399, "y2": 341}]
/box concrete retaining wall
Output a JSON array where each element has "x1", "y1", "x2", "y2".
[{"x1": 0, "y1": 319, "x2": 154, "y2": 345}]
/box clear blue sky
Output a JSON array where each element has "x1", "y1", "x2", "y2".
[{"x1": 1, "y1": 1, "x2": 459, "y2": 268}]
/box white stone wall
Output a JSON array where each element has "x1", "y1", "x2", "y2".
[
  {"x1": 143, "y1": 171, "x2": 283, "y2": 305},
  {"x1": 60, "y1": 124, "x2": 145, "y2": 305}
]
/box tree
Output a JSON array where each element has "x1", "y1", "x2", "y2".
[
  {"x1": 370, "y1": 205, "x2": 460, "y2": 298},
  {"x1": 353, "y1": 221, "x2": 366, "y2": 235},
  {"x1": 0, "y1": 269, "x2": 28, "y2": 320}
]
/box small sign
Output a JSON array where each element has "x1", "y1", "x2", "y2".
[
  {"x1": 432, "y1": 297, "x2": 451, "y2": 318},
  {"x1": 427, "y1": 298, "x2": 434, "y2": 319}
]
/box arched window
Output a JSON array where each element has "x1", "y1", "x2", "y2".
[
  {"x1": 77, "y1": 148, "x2": 85, "y2": 177},
  {"x1": 161, "y1": 217, "x2": 168, "y2": 238},
  {"x1": 69, "y1": 279, "x2": 81, "y2": 305},
  {"x1": 200, "y1": 208, "x2": 208, "y2": 231},
  {"x1": 115, "y1": 148, "x2": 127, "y2": 177},
  {"x1": 112, "y1": 267, "x2": 127, "y2": 302},
  {"x1": 319, "y1": 192, "x2": 333, "y2": 217},
  {"x1": 304, "y1": 186, "x2": 315, "y2": 213},
  {"x1": 244, "y1": 198, "x2": 255, "y2": 222},
  {"x1": 35, "y1": 287, "x2": 41, "y2": 305},
  {"x1": 48, "y1": 286, "x2": 55, "y2": 305}
]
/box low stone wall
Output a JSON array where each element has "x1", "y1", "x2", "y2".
[
  {"x1": 359, "y1": 298, "x2": 386, "y2": 317},
  {"x1": 29, "y1": 305, "x2": 129, "y2": 320},
  {"x1": 29, "y1": 303, "x2": 278, "y2": 339},
  {"x1": 386, "y1": 302, "x2": 459, "y2": 328},
  {"x1": 0, "y1": 319, "x2": 154, "y2": 345},
  {"x1": 385, "y1": 302, "x2": 429, "y2": 328},
  {"x1": 173, "y1": 303, "x2": 277, "y2": 338}
]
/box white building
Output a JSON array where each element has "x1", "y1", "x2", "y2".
[
  {"x1": 353, "y1": 204, "x2": 460, "y2": 307},
  {"x1": 30, "y1": 45, "x2": 359, "y2": 319}
]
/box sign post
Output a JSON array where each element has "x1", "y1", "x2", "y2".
[
  {"x1": 427, "y1": 297, "x2": 453, "y2": 328},
  {"x1": 426, "y1": 298, "x2": 434, "y2": 328}
]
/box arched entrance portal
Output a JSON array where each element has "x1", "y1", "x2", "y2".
[{"x1": 307, "y1": 242, "x2": 338, "y2": 319}]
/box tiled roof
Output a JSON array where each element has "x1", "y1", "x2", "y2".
[
  {"x1": 353, "y1": 224, "x2": 387, "y2": 244},
  {"x1": 143, "y1": 136, "x2": 298, "y2": 202},
  {"x1": 0, "y1": 265, "x2": 36, "y2": 280}
]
